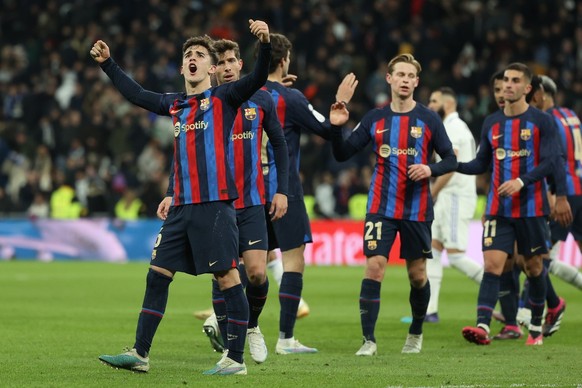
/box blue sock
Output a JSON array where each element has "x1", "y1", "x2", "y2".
[
  {"x1": 238, "y1": 263, "x2": 249, "y2": 289},
  {"x1": 477, "y1": 272, "x2": 500, "y2": 327},
  {"x1": 543, "y1": 259, "x2": 560, "y2": 309},
  {"x1": 498, "y1": 270, "x2": 518, "y2": 325},
  {"x1": 223, "y1": 284, "x2": 249, "y2": 363},
  {"x1": 359, "y1": 279, "x2": 381, "y2": 342},
  {"x1": 527, "y1": 272, "x2": 547, "y2": 329},
  {"x1": 279, "y1": 272, "x2": 302, "y2": 339},
  {"x1": 134, "y1": 269, "x2": 173, "y2": 357},
  {"x1": 246, "y1": 278, "x2": 269, "y2": 328},
  {"x1": 409, "y1": 280, "x2": 430, "y2": 335},
  {"x1": 211, "y1": 280, "x2": 227, "y2": 345}
]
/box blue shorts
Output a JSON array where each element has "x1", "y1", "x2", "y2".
[
  {"x1": 363, "y1": 214, "x2": 432, "y2": 261},
  {"x1": 550, "y1": 195, "x2": 582, "y2": 242},
  {"x1": 482, "y1": 216, "x2": 549, "y2": 256},
  {"x1": 151, "y1": 201, "x2": 239, "y2": 275},
  {"x1": 266, "y1": 200, "x2": 313, "y2": 252},
  {"x1": 237, "y1": 205, "x2": 268, "y2": 254}
]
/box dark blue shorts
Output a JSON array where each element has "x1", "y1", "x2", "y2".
[
  {"x1": 482, "y1": 216, "x2": 549, "y2": 256},
  {"x1": 151, "y1": 201, "x2": 239, "y2": 275},
  {"x1": 363, "y1": 214, "x2": 432, "y2": 261},
  {"x1": 550, "y1": 195, "x2": 582, "y2": 242},
  {"x1": 237, "y1": 205, "x2": 268, "y2": 254},
  {"x1": 266, "y1": 200, "x2": 313, "y2": 252}
]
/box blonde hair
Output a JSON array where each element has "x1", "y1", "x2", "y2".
[{"x1": 387, "y1": 54, "x2": 421, "y2": 75}]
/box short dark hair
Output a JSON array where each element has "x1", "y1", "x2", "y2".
[
  {"x1": 255, "y1": 33, "x2": 292, "y2": 74},
  {"x1": 526, "y1": 74, "x2": 543, "y2": 103},
  {"x1": 504, "y1": 62, "x2": 532, "y2": 83},
  {"x1": 489, "y1": 70, "x2": 504, "y2": 88},
  {"x1": 182, "y1": 35, "x2": 218, "y2": 64},
  {"x1": 439, "y1": 86, "x2": 456, "y2": 101},
  {"x1": 214, "y1": 39, "x2": 240, "y2": 59},
  {"x1": 540, "y1": 75, "x2": 557, "y2": 97}
]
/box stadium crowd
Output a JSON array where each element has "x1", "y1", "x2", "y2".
[{"x1": 0, "y1": 0, "x2": 581, "y2": 219}]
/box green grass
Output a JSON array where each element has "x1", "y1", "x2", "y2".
[{"x1": 1, "y1": 261, "x2": 581, "y2": 387}]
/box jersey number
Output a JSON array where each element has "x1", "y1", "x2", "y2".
[
  {"x1": 364, "y1": 221, "x2": 382, "y2": 240},
  {"x1": 483, "y1": 219, "x2": 497, "y2": 238}
]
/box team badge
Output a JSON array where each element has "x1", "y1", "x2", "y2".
[
  {"x1": 244, "y1": 107, "x2": 257, "y2": 120},
  {"x1": 379, "y1": 144, "x2": 391, "y2": 158},
  {"x1": 520, "y1": 129, "x2": 531, "y2": 141},
  {"x1": 367, "y1": 240, "x2": 377, "y2": 250},
  {"x1": 262, "y1": 166, "x2": 269, "y2": 175},
  {"x1": 174, "y1": 122, "x2": 181, "y2": 137},
  {"x1": 483, "y1": 237, "x2": 493, "y2": 247},
  {"x1": 410, "y1": 126, "x2": 422, "y2": 138},
  {"x1": 495, "y1": 148, "x2": 506, "y2": 160},
  {"x1": 151, "y1": 249, "x2": 157, "y2": 260},
  {"x1": 200, "y1": 97, "x2": 210, "y2": 111}
]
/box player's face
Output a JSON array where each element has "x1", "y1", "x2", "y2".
[
  {"x1": 215, "y1": 50, "x2": 242, "y2": 85},
  {"x1": 503, "y1": 70, "x2": 532, "y2": 104},
  {"x1": 386, "y1": 62, "x2": 419, "y2": 99},
  {"x1": 181, "y1": 45, "x2": 216, "y2": 85},
  {"x1": 428, "y1": 91, "x2": 444, "y2": 118},
  {"x1": 493, "y1": 79, "x2": 504, "y2": 109}
]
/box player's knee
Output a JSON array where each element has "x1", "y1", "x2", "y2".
[{"x1": 247, "y1": 269, "x2": 266, "y2": 285}]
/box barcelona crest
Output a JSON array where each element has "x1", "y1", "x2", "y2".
[
  {"x1": 410, "y1": 126, "x2": 422, "y2": 138},
  {"x1": 483, "y1": 237, "x2": 493, "y2": 247},
  {"x1": 367, "y1": 240, "x2": 378, "y2": 250},
  {"x1": 520, "y1": 128, "x2": 531, "y2": 141},
  {"x1": 200, "y1": 97, "x2": 210, "y2": 111},
  {"x1": 244, "y1": 107, "x2": 257, "y2": 120}
]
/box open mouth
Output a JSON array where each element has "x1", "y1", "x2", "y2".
[
  {"x1": 224, "y1": 74, "x2": 234, "y2": 81},
  {"x1": 188, "y1": 63, "x2": 197, "y2": 75}
]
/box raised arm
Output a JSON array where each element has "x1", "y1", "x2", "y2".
[
  {"x1": 90, "y1": 40, "x2": 174, "y2": 116},
  {"x1": 329, "y1": 101, "x2": 367, "y2": 161}
]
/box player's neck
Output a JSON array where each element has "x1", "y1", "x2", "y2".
[
  {"x1": 390, "y1": 97, "x2": 416, "y2": 113},
  {"x1": 503, "y1": 99, "x2": 528, "y2": 117},
  {"x1": 267, "y1": 73, "x2": 283, "y2": 83},
  {"x1": 185, "y1": 79, "x2": 212, "y2": 96}
]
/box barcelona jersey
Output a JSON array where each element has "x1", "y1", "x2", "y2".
[
  {"x1": 548, "y1": 107, "x2": 582, "y2": 196},
  {"x1": 332, "y1": 103, "x2": 456, "y2": 221},
  {"x1": 458, "y1": 107, "x2": 560, "y2": 217},
  {"x1": 261, "y1": 81, "x2": 332, "y2": 202}
]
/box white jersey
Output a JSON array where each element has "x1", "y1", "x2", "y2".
[{"x1": 436, "y1": 112, "x2": 476, "y2": 197}]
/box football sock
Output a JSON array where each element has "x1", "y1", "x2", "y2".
[
  {"x1": 476, "y1": 272, "x2": 500, "y2": 327},
  {"x1": 527, "y1": 272, "x2": 547, "y2": 328},
  {"x1": 549, "y1": 257, "x2": 582, "y2": 289},
  {"x1": 223, "y1": 284, "x2": 249, "y2": 364},
  {"x1": 279, "y1": 272, "x2": 302, "y2": 339},
  {"x1": 426, "y1": 249, "x2": 442, "y2": 315},
  {"x1": 246, "y1": 278, "x2": 269, "y2": 329},
  {"x1": 134, "y1": 269, "x2": 173, "y2": 358},
  {"x1": 238, "y1": 263, "x2": 249, "y2": 289},
  {"x1": 409, "y1": 280, "x2": 430, "y2": 335},
  {"x1": 448, "y1": 252, "x2": 483, "y2": 283},
  {"x1": 211, "y1": 279, "x2": 228, "y2": 345},
  {"x1": 498, "y1": 270, "x2": 518, "y2": 325},
  {"x1": 520, "y1": 278, "x2": 530, "y2": 309},
  {"x1": 359, "y1": 278, "x2": 381, "y2": 342},
  {"x1": 543, "y1": 260, "x2": 560, "y2": 309}
]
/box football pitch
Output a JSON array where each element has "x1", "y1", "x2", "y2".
[{"x1": 1, "y1": 261, "x2": 580, "y2": 387}]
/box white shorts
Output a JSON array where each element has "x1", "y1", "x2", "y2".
[{"x1": 432, "y1": 193, "x2": 476, "y2": 250}]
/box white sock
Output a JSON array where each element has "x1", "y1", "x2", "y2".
[
  {"x1": 267, "y1": 256, "x2": 284, "y2": 286},
  {"x1": 426, "y1": 249, "x2": 442, "y2": 315},
  {"x1": 448, "y1": 253, "x2": 483, "y2": 283},
  {"x1": 549, "y1": 259, "x2": 582, "y2": 290}
]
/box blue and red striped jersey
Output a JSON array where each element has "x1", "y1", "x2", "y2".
[
  {"x1": 99, "y1": 43, "x2": 271, "y2": 206},
  {"x1": 228, "y1": 90, "x2": 288, "y2": 209},
  {"x1": 548, "y1": 107, "x2": 582, "y2": 196},
  {"x1": 261, "y1": 81, "x2": 332, "y2": 202},
  {"x1": 458, "y1": 106, "x2": 560, "y2": 217},
  {"x1": 331, "y1": 104, "x2": 456, "y2": 221}
]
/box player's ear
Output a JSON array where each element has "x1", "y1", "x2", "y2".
[
  {"x1": 179, "y1": 65, "x2": 184, "y2": 75},
  {"x1": 208, "y1": 64, "x2": 217, "y2": 75},
  {"x1": 239, "y1": 59, "x2": 243, "y2": 70},
  {"x1": 385, "y1": 72, "x2": 392, "y2": 84}
]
